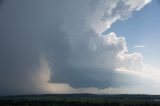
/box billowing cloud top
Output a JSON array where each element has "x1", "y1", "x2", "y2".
[{"x1": 0, "y1": 0, "x2": 156, "y2": 95}]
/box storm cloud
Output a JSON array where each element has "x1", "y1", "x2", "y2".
[{"x1": 0, "y1": 0, "x2": 153, "y2": 95}]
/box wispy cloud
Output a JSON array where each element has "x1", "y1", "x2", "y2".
[{"x1": 134, "y1": 45, "x2": 145, "y2": 48}]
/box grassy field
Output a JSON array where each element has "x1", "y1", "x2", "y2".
[{"x1": 0, "y1": 94, "x2": 160, "y2": 106}]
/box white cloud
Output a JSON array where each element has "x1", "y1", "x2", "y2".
[
  {"x1": 88, "y1": 0, "x2": 152, "y2": 33},
  {"x1": 134, "y1": 45, "x2": 145, "y2": 48}
]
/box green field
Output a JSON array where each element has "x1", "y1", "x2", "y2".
[{"x1": 0, "y1": 94, "x2": 160, "y2": 106}]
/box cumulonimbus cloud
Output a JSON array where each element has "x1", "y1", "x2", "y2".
[{"x1": 0, "y1": 0, "x2": 155, "y2": 95}]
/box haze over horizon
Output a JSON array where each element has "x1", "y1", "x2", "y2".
[{"x1": 0, "y1": 0, "x2": 160, "y2": 96}]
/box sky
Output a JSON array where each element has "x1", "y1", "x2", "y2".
[
  {"x1": 106, "y1": 0, "x2": 160, "y2": 67},
  {"x1": 0, "y1": 0, "x2": 160, "y2": 95}
]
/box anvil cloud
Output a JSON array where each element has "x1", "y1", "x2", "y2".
[{"x1": 0, "y1": 0, "x2": 157, "y2": 95}]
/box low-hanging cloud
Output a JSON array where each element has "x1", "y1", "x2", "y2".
[{"x1": 0, "y1": 0, "x2": 154, "y2": 95}]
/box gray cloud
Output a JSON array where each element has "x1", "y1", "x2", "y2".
[
  {"x1": 48, "y1": 31, "x2": 143, "y2": 88},
  {"x1": 0, "y1": 0, "x2": 151, "y2": 95}
]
